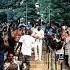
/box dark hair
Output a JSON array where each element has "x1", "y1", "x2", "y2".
[
  {"x1": 66, "y1": 31, "x2": 69, "y2": 35},
  {"x1": 26, "y1": 29, "x2": 32, "y2": 35},
  {"x1": 7, "y1": 53, "x2": 14, "y2": 58}
]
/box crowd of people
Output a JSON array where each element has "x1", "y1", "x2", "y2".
[
  {"x1": 0, "y1": 22, "x2": 44, "y2": 70},
  {"x1": 0, "y1": 21, "x2": 70, "y2": 70}
]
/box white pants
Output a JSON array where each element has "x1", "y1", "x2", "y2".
[{"x1": 34, "y1": 39, "x2": 43, "y2": 60}]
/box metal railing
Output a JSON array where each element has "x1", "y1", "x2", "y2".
[{"x1": 46, "y1": 46, "x2": 64, "y2": 70}]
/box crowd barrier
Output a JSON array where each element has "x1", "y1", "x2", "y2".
[{"x1": 46, "y1": 46, "x2": 64, "y2": 70}]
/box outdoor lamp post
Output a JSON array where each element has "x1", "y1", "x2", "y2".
[
  {"x1": 41, "y1": 14, "x2": 43, "y2": 26},
  {"x1": 35, "y1": 2, "x2": 40, "y2": 23},
  {"x1": 35, "y1": 2, "x2": 40, "y2": 15},
  {"x1": 49, "y1": 0, "x2": 51, "y2": 26},
  {"x1": 35, "y1": 2, "x2": 39, "y2": 8},
  {"x1": 26, "y1": 2, "x2": 27, "y2": 25},
  {"x1": 49, "y1": 8, "x2": 50, "y2": 26}
]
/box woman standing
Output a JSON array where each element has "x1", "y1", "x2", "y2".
[{"x1": 63, "y1": 31, "x2": 70, "y2": 67}]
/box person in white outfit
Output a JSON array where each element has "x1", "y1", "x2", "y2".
[{"x1": 31, "y1": 25, "x2": 44, "y2": 61}]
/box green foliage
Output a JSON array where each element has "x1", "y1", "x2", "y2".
[
  {"x1": 0, "y1": 0, "x2": 38, "y2": 23},
  {"x1": 0, "y1": 0, "x2": 70, "y2": 26},
  {"x1": 40, "y1": 0, "x2": 70, "y2": 26}
]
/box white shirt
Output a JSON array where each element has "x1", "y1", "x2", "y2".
[
  {"x1": 31, "y1": 28, "x2": 44, "y2": 39},
  {"x1": 19, "y1": 35, "x2": 35, "y2": 56}
]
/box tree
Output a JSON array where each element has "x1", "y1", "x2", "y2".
[
  {"x1": 39, "y1": 0, "x2": 70, "y2": 26},
  {"x1": 0, "y1": 0, "x2": 38, "y2": 24}
]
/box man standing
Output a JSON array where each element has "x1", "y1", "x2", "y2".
[
  {"x1": 16, "y1": 31, "x2": 35, "y2": 70},
  {"x1": 31, "y1": 25, "x2": 44, "y2": 61}
]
